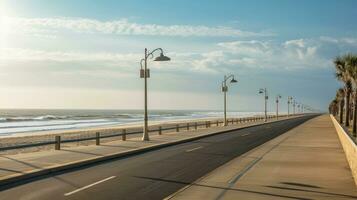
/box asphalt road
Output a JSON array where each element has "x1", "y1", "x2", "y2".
[{"x1": 0, "y1": 115, "x2": 317, "y2": 200}]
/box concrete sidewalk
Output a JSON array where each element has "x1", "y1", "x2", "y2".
[
  {"x1": 0, "y1": 116, "x2": 294, "y2": 187},
  {"x1": 168, "y1": 115, "x2": 357, "y2": 200}
]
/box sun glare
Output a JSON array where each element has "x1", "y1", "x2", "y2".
[
  {"x1": 0, "y1": 2, "x2": 14, "y2": 48},
  {"x1": 0, "y1": 0, "x2": 15, "y2": 16}
]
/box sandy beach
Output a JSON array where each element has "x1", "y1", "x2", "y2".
[{"x1": 0, "y1": 116, "x2": 233, "y2": 155}]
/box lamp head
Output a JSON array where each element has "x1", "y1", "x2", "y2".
[
  {"x1": 230, "y1": 78, "x2": 238, "y2": 83},
  {"x1": 154, "y1": 53, "x2": 171, "y2": 61}
]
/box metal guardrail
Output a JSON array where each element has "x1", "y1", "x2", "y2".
[{"x1": 0, "y1": 115, "x2": 294, "y2": 151}]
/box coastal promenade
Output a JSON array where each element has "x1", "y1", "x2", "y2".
[
  {"x1": 0, "y1": 115, "x2": 314, "y2": 199},
  {"x1": 168, "y1": 115, "x2": 357, "y2": 200},
  {"x1": 0, "y1": 115, "x2": 299, "y2": 186},
  {"x1": 0, "y1": 115, "x2": 277, "y2": 154}
]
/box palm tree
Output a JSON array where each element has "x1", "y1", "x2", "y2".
[
  {"x1": 334, "y1": 56, "x2": 352, "y2": 126},
  {"x1": 329, "y1": 99, "x2": 338, "y2": 116},
  {"x1": 346, "y1": 54, "x2": 357, "y2": 135},
  {"x1": 336, "y1": 88, "x2": 345, "y2": 124}
]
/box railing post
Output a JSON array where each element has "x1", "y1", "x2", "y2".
[
  {"x1": 216, "y1": 120, "x2": 219, "y2": 126},
  {"x1": 55, "y1": 135, "x2": 61, "y2": 150},
  {"x1": 158, "y1": 126, "x2": 162, "y2": 135},
  {"x1": 176, "y1": 124, "x2": 180, "y2": 132},
  {"x1": 208, "y1": 121, "x2": 211, "y2": 127},
  {"x1": 122, "y1": 129, "x2": 126, "y2": 141},
  {"x1": 187, "y1": 123, "x2": 189, "y2": 131},
  {"x1": 195, "y1": 122, "x2": 198, "y2": 130},
  {"x1": 96, "y1": 132, "x2": 100, "y2": 145}
]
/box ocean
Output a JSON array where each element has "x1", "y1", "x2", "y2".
[{"x1": 0, "y1": 109, "x2": 269, "y2": 136}]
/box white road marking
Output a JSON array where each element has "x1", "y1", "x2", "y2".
[
  {"x1": 241, "y1": 133, "x2": 250, "y2": 136},
  {"x1": 64, "y1": 176, "x2": 116, "y2": 196},
  {"x1": 185, "y1": 146, "x2": 203, "y2": 152}
]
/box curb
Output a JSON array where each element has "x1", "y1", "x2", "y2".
[{"x1": 0, "y1": 115, "x2": 313, "y2": 188}]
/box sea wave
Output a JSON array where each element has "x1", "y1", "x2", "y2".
[{"x1": 0, "y1": 115, "x2": 69, "y2": 122}]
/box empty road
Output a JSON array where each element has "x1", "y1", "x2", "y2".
[{"x1": 0, "y1": 115, "x2": 317, "y2": 200}]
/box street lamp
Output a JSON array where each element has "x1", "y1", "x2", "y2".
[
  {"x1": 222, "y1": 74, "x2": 238, "y2": 126},
  {"x1": 140, "y1": 48, "x2": 170, "y2": 141},
  {"x1": 293, "y1": 100, "x2": 296, "y2": 115},
  {"x1": 276, "y1": 95, "x2": 282, "y2": 120},
  {"x1": 259, "y1": 88, "x2": 268, "y2": 122},
  {"x1": 287, "y1": 96, "x2": 293, "y2": 117}
]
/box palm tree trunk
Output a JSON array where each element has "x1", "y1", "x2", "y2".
[
  {"x1": 352, "y1": 96, "x2": 357, "y2": 137},
  {"x1": 340, "y1": 100, "x2": 344, "y2": 123},
  {"x1": 350, "y1": 102, "x2": 353, "y2": 121},
  {"x1": 346, "y1": 91, "x2": 350, "y2": 126}
]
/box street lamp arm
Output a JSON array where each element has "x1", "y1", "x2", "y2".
[
  {"x1": 222, "y1": 74, "x2": 236, "y2": 85},
  {"x1": 140, "y1": 48, "x2": 165, "y2": 68},
  {"x1": 223, "y1": 74, "x2": 235, "y2": 82},
  {"x1": 146, "y1": 48, "x2": 163, "y2": 59}
]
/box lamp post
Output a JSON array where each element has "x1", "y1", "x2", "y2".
[
  {"x1": 297, "y1": 103, "x2": 300, "y2": 114},
  {"x1": 293, "y1": 100, "x2": 296, "y2": 115},
  {"x1": 301, "y1": 104, "x2": 304, "y2": 113},
  {"x1": 259, "y1": 88, "x2": 268, "y2": 122},
  {"x1": 222, "y1": 74, "x2": 238, "y2": 126},
  {"x1": 140, "y1": 48, "x2": 170, "y2": 141},
  {"x1": 287, "y1": 96, "x2": 293, "y2": 117},
  {"x1": 276, "y1": 95, "x2": 281, "y2": 120}
]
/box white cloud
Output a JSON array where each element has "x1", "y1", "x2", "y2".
[
  {"x1": 211, "y1": 38, "x2": 330, "y2": 70},
  {"x1": 217, "y1": 40, "x2": 270, "y2": 56},
  {"x1": 0, "y1": 48, "x2": 140, "y2": 62},
  {"x1": 319, "y1": 36, "x2": 357, "y2": 46},
  {"x1": 341, "y1": 37, "x2": 357, "y2": 45},
  {"x1": 284, "y1": 39, "x2": 318, "y2": 60},
  {"x1": 2, "y1": 35, "x2": 356, "y2": 77},
  {"x1": 3, "y1": 17, "x2": 273, "y2": 38},
  {"x1": 319, "y1": 36, "x2": 339, "y2": 43},
  {"x1": 284, "y1": 39, "x2": 306, "y2": 48}
]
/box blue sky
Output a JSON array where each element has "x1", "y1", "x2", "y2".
[{"x1": 0, "y1": 0, "x2": 356, "y2": 112}]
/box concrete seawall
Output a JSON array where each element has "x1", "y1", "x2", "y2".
[{"x1": 330, "y1": 114, "x2": 357, "y2": 186}]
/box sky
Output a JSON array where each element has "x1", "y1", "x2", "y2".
[{"x1": 0, "y1": 0, "x2": 356, "y2": 112}]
